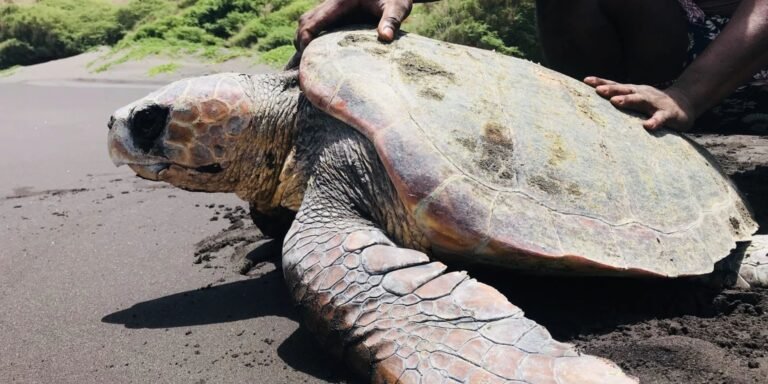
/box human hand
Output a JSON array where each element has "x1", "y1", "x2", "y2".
[
  {"x1": 295, "y1": 0, "x2": 413, "y2": 52},
  {"x1": 584, "y1": 77, "x2": 697, "y2": 131}
]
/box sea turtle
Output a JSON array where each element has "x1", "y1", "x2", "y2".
[{"x1": 107, "y1": 30, "x2": 765, "y2": 383}]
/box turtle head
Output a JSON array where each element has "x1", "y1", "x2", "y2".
[{"x1": 108, "y1": 73, "x2": 265, "y2": 193}]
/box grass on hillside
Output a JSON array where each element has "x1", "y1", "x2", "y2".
[
  {"x1": 0, "y1": 0, "x2": 539, "y2": 71},
  {"x1": 147, "y1": 62, "x2": 181, "y2": 76},
  {"x1": 0, "y1": 0, "x2": 317, "y2": 70},
  {"x1": 0, "y1": 65, "x2": 21, "y2": 77},
  {"x1": 407, "y1": 0, "x2": 539, "y2": 61},
  {"x1": 0, "y1": 0, "x2": 126, "y2": 68},
  {"x1": 97, "y1": 0, "x2": 320, "y2": 71}
]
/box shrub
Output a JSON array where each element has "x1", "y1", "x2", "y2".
[
  {"x1": 0, "y1": 0, "x2": 124, "y2": 68},
  {"x1": 229, "y1": 19, "x2": 270, "y2": 47},
  {"x1": 164, "y1": 25, "x2": 223, "y2": 45},
  {"x1": 259, "y1": 44, "x2": 294, "y2": 66},
  {"x1": 0, "y1": 0, "x2": 541, "y2": 71},
  {"x1": 229, "y1": 0, "x2": 316, "y2": 50},
  {"x1": 256, "y1": 25, "x2": 294, "y2": 51},
  {"x1": 115, "y1": 0, "x2": 177, "y2": 31},
  {"x1": 0, "y1": 39, "x2": 36, "y2": 68},
  {"x1": 407, "y1": 0, "x2": 540, "y2": 61}
]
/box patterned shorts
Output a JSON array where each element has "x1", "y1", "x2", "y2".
[{"x1": 683, "y1": 13, "x2": 768, "y2": 133}]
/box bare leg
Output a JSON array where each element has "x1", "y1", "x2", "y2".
[
  {"x1": 537, "y1": 0, "x2": 626, "y2": 81},
  {"x1": 536, "y1": 0, "x2": 689, "y2": 84}
]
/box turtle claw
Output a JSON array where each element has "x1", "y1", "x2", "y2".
[{"x1": 738, "y1": 235, "x2": 768, "y2": 288}]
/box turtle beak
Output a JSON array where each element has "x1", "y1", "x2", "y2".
[
  {"x1": 107, "y1": 104, "x2": 167, "y2": 170},
  {"x1": 128, "y1": 163, "x2": 169, "y2": 181},
  {"x1": 108, "y1": 133, "x2": 131, "y2": 167},
  {"x1": 108, "y1": 107, "x2": 133, "y2": 167},
  {"x1": 108, "y1": 106, "x2": 138, "y2": 167}
]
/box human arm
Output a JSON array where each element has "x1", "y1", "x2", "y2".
[{"x1": 585, "y1": 0, "x2": 768, "y2": 131}]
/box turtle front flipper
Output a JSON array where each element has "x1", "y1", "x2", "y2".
[{"x1": 283, "y1": 204, "x2": 636, "y2": 383}]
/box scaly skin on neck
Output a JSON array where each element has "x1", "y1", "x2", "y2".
[
  {"x1": 231, "y1": 72, "x2": 310, "y2": 212},
  {"x1": 231, "y1": 71, "x2": 430, "y2": 251},
  {"x1": 233, "y1": 71, "x2": 426, "y2": 251}
]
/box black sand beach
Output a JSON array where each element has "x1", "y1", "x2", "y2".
[
  {"x1": 1, "y1": 54, "x2": 767, "y2": 383},
  {"x1": 0, "y1": 60, "x2": 344, "y2": 383}
]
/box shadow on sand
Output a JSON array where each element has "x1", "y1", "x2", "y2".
[
  {"x1": 102, "y1": 236, "x2": 762, "y2": 382},
  {"x1": 101, "y1": 247, "x2": 349, "y2": 382},
  {"x1": 470, "y1": 270, "x2": 745, "y2": 340}
]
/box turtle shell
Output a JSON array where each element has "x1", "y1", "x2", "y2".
[{"x1": 300, "y1": 30, "x2": 757, "y2": 277}]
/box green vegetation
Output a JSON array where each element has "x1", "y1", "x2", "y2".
[
  {"x1": 104, "y1": 0, "x2": 319, "y2": 69},
  {"x1": 0, "y1": 0, "x2": 125, "y2": 68},
  {"x1": 0, "y1": 0, "x2": 317, "y2": 70},
  {"x1": 408, "y1": 0, "x2": 540, "y2": 61},
  {"x1": 0, "y1": 65, "x2": 21, "y2": 78},
  {"x1": 260, "y1": 44, "x2": 296, "y2": 66},
  {"x1": 0, "y1": 0, "x2": 540, "y2": 71},
  {"x1": 147, "y1": 62, "x2": 181, "y2": 76}
]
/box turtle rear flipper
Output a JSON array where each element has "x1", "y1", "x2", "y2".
[{"x1": 738, "y1": 235, "x2": 768, "y2": 287}]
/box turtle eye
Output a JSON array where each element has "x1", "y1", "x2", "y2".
[{"x1": 130, "y1": 104, "x2": 169, "y2": 152}]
